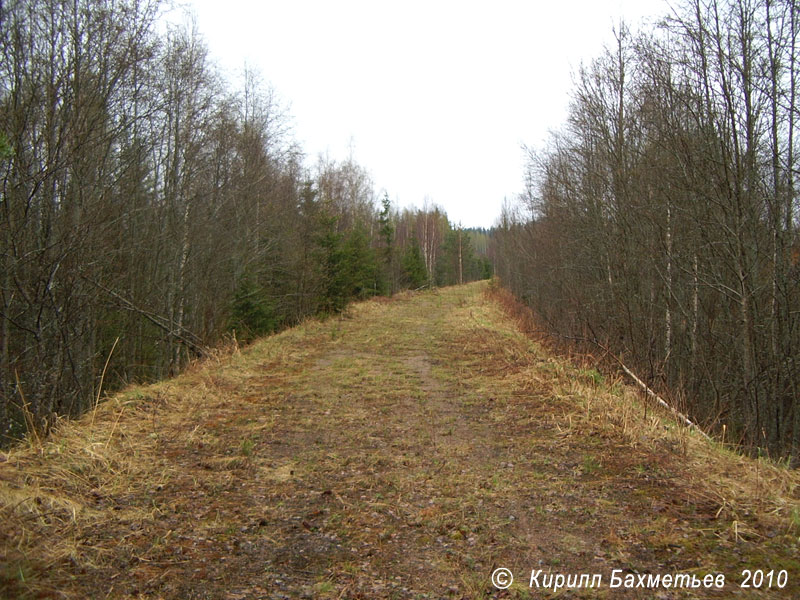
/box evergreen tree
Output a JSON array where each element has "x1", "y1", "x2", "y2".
[
  {"x1": 342, "y1": 226, "x2": 384, "y2": 299},
  {"x1": 316, "y1": 214, "x2": 349, "y2": 314},
  {"x1": 436, "y1": 228, "x2": 480, "y2": 286},
  {"x1": 378, "y1": 192, "x2": 396, "y2": 293},
  {"x1": 403, "y1": 240, "x2": 428, "y2": 289},
  {"x1": 228, "y1": 275, "x2": 278, "y2": 342}
]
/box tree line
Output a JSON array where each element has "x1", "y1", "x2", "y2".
[
  {"x1": 494, "y1": 0, "x2": 800, "y2": 462},
  {"x1": 0, "y1": 0, "x2": 489, "y2": 445}
]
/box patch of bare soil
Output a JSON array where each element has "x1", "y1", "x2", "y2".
[{"x1": 1, "y1": 282, "x2": 798, "y2": 599}]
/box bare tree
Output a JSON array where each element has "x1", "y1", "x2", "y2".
[{"x1": 494, "y1": 0, "x2": 800, "y2": 461}]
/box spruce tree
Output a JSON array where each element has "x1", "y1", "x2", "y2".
[{"x1": 403, "y1": 240, "x2": 428, "y2": 289}]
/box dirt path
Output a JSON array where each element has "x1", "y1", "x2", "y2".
[{"x1": 2, "y1": 282, "x2": 798, "y2": 599}]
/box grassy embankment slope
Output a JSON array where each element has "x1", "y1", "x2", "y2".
[{"x1": 1, "y1": 281, "x2": 799, "y2": 599}]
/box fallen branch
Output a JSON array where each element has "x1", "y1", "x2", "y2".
[
  {"x1": 617, "y1": 360, "x2": 710, "y2": 439},
  {"x1": 487, "y1": 286, "x2": 711, "y2": 440},
  {"x1": 589, "y1": 339, "x2": 711, "y2": 440}
]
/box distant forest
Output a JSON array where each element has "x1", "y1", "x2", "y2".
[
  {"x1": 494, "y1": 0, "x2": 800, "y2": 462},
  {"x1": 0, "y1": 0, "x2": 489, "y2": 445}
]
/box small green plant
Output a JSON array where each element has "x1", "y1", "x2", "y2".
[
  {"x1": 582, "y1": 453, "x2": 601, "y2": 475},
  {"x1": 581, "y1": 368, "x2": 604, "y2": 386},
  {"x1": 315, "y1": 580, "x2": 334, "y2": 594},
  {"x1": 240, "y1": 438, "x2": 255, "y2": 457},
  {"x1": 791, "y1": 506, "x2": 800, "y2": 532}
]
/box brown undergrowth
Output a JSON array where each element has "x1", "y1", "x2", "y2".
[
  {"x1": 1, "y1": 282, "x2": 798, "y2": 599},
  {"x1": 485, "y1": 280, "x2": 800, "y2": 536}
]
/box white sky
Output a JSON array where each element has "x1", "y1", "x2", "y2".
[{"x1": 180, "y1": 0, "x2": 671, "y2": 228}]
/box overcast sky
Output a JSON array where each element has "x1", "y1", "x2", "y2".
[{"x1": 180, "y1": 0, "x2": 671, "y2": 228}]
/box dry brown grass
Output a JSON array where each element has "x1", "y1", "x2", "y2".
[{"x1": 485, "y1": 281, "x2": 800, "y2": 537}]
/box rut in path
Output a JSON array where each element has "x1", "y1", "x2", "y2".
[{"x1": 1, "y1": 282, "x2": 798, "y2": 599}]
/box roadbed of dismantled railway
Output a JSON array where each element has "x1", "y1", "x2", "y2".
[{"x1": 2, "y1": 282, "x2": 798, "y2": 599}]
